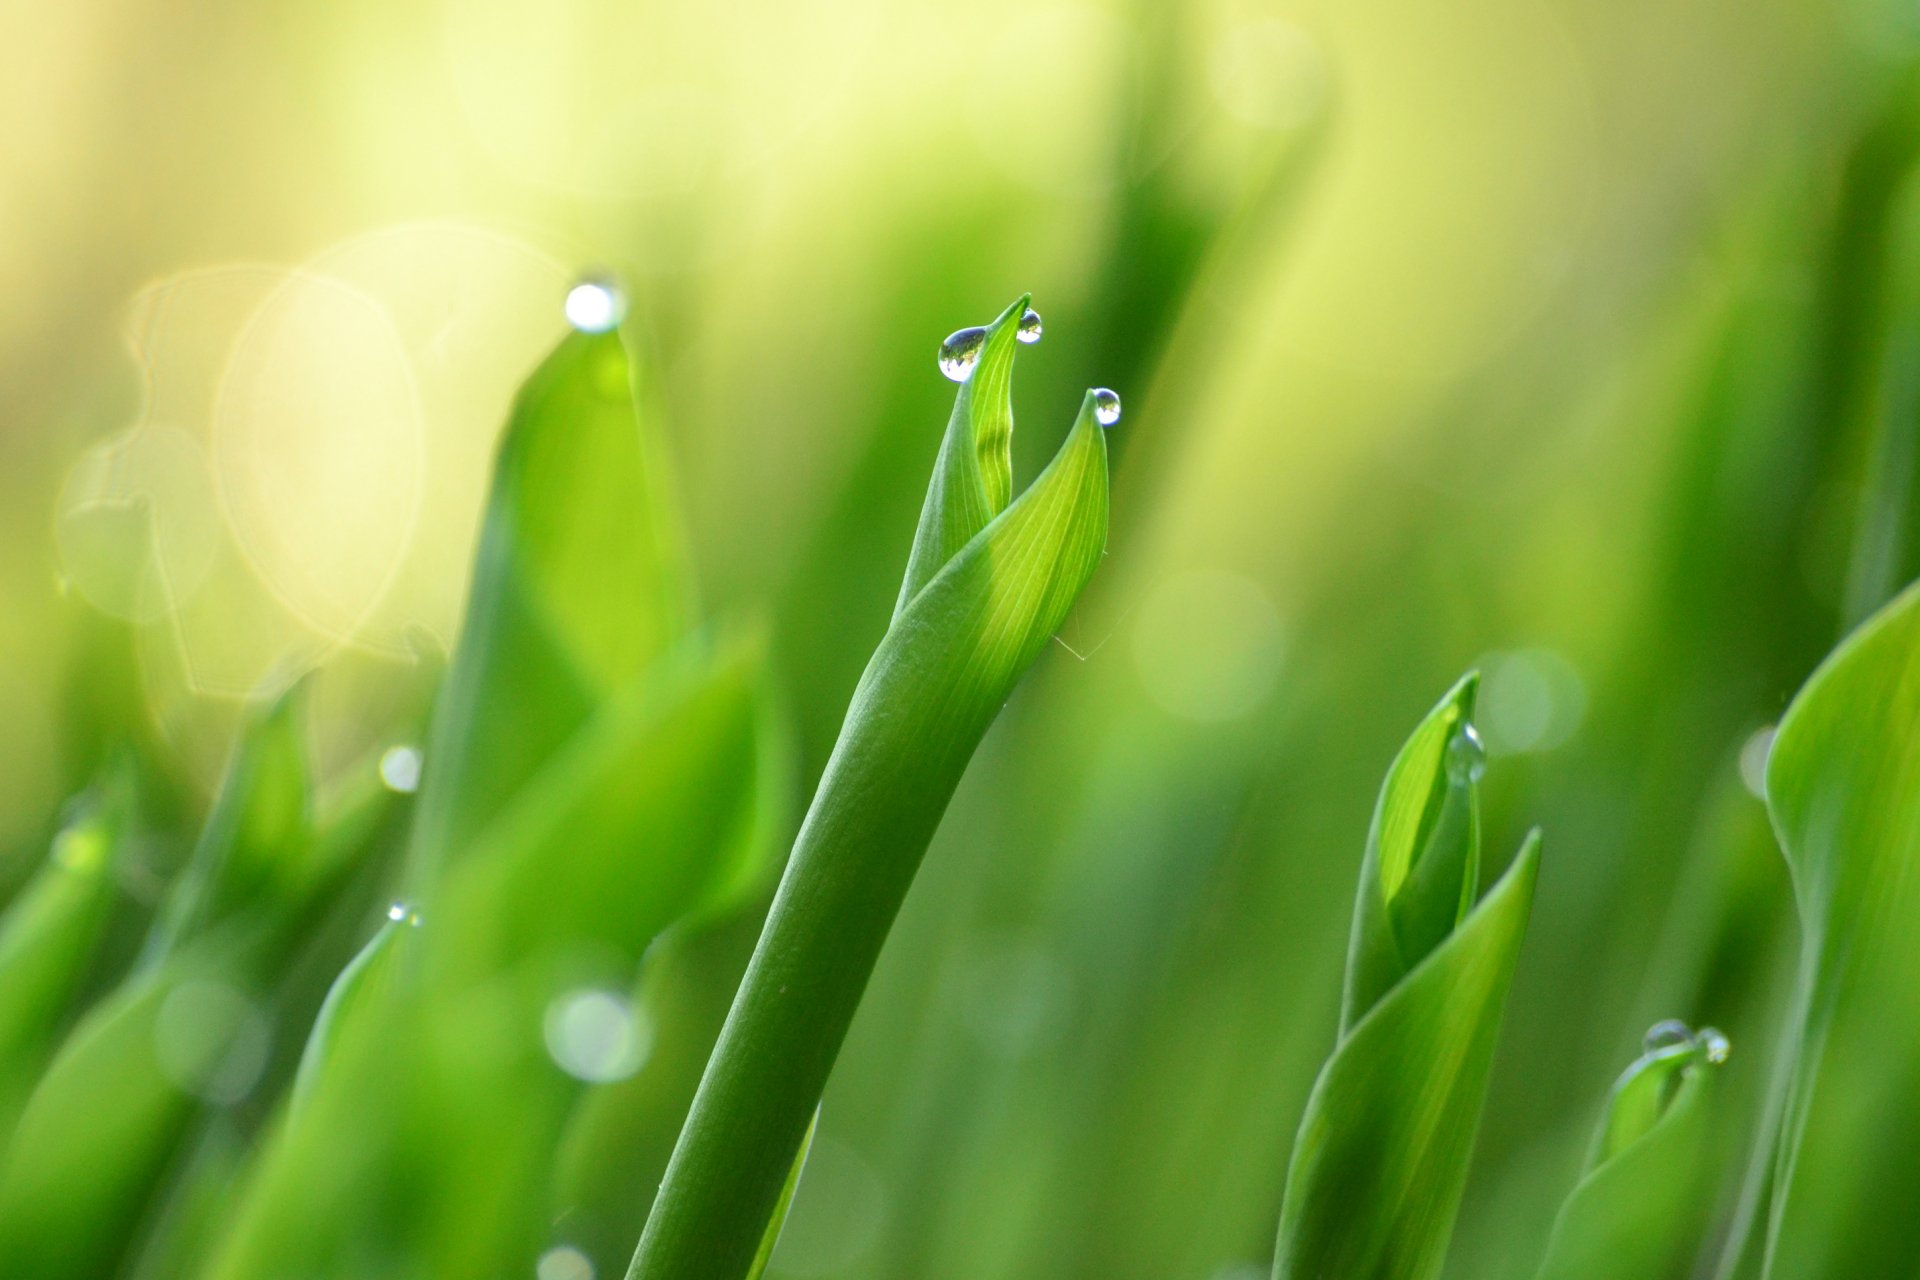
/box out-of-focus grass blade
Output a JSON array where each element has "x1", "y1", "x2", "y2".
[
  {"x1": 409, "y1": 326, "x2": 686, "y2": 884},
  {"x1": 288, "y1": 909, "x2": 414, "y2": 1117},
  {"x1": 1535, "y1": 1028, "x2": 1725, "y2": 1280},
  {"x1": 430, "y1": 638, "x2": 772, "y2": 981},
  {"x1": 0, "y1": 771, "x2": 134, "y2": 1139},
  {"x1": 205, "y1": 644, "x2": 783, "y2": 1279},
  {"x1": 0, "y1": 752, "x2": 392, "y2": 1279},
  {"x1": 143, "y1": 684, "x2": 312, "y2": 964},
  {"x1": 1272, "y1": 679, "x2": 1540, "y2": 1280},
  {"x1": 1721, "y1": 579, "x2": 1920, "y2": 1277},
  {"x1": 631, "y1": 367, "x2": 1109, "y2": 1280}
]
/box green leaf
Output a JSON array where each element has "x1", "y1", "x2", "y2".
[
  {"x1": 1722, "y1": 578, "x2": 1920, "y2": 1277},
  {"x1": 408, "y1": 327, "x2": 686, "y2": 885},
  {"x1": 0, "y1": 773, "x2": 135, "y2": 1141},
  {"x1": 1344, "y1": 674, "x2": 1483, "y2": 1031},
  {"x1": 288, "y1": 911, "x2": 414, "y2": 1119},
  {"x1": 429, "y1": 638, "x2": 776, "y2": 983},
  {"x1": 0, "y1": 776, "x2": 393, "y2": 1280},
  {"x1": 895, "y1": 294, "x2": 1028, "y2": 614},
  {"x1": 143, "y1": 683, "x2": 314, "y2": 964},
  {"x1": 1272, "y1": 827, "x2": 1540, "y2": 1280},
  {"x1": 630, "y1": 369, "x2": 1110, "y2": 1280},
  {"x1": 1535, "y1": 1033, "x2": 1723, "y2": 1280}
]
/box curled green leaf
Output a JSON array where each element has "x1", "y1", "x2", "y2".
[{"x1": 630, "y1": 312, "x2": 1110, "y2": 1280}]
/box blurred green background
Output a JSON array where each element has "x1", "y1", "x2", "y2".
[{"x1": 4, "y1": 0, "x2": 1917, "y2": 1275}]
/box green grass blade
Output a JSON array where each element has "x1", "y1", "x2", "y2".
[
  {"x1": 0, "y1": 775, "x2": 134, "y2": 1140},
  {"x1": 0, "y1": 778, "x2": 392, "y2": 1279},
  {"x1": 1725, "y1": 578, "x2": 1920, "y2": 1277},
  {"x1": 409, "y1": 326, "x2": 686, "y2": 884},
  {"x1": 1272, "y1": 823, "x2": 1540, "y2": 1280},
  {"x1": 288, "y1": 910, "x2": 413, "y2": 1118},
  {"x1": 1344, "y1": 674, "x2": 1483, "y2": 1032},
  {"x1": 1535, "y1": 1031, "x2": 1724, "y2": 1280},
  {"x1": 430, "y1": 639, "x2": 772, "y2": 982},
  {"x1": 895, "y1": 294, "x2": 1029, "y2": 615},
  {"x1": 630, "y1": 387, "x2": 1109, "y2": 1280},
  {"x1": 144, "y1": 684, "x2": 313, "y2": 964}
]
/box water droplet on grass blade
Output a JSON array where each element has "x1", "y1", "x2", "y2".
[
  {"x1": 385, "y1": 901, "x2": 422, "y2": 926},
  {"x1": 1445, "y1": 722, "x2": 1486, "y2": 784},
  {"x1": 938, "y1": 326, "x2": 988, "y2": 381},
  {"x1": 1092, "y1": 387, "x2": 1121, "y2": 427},
  {"x1": 1643, "y1": 1019, "x2": 1692, "y2": 1053},
  {"x1": 1017, "y1": 307, "x2": 1043, "y2": 343},
  {"x1": 564, "y1": 278, "x2": 626, "y2": 333},
  {"x1": 1698, "y1": 1026, "x2": 1730, "y2": 1064}
]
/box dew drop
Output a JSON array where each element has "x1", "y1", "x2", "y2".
[
  {"x1": 379, "y1": 745, "x2": 422, "y2": 794},
  {"x1": 1445, "y1": 722, "x2": 1486, "y2": 785},
  {"x1": 385, "y1": 901, "x2": 422, "y2": 927},
  {"x1": 564, "y1": 278, "x2": 626, "y2": 334},
  {"x1": 1017, "y1": 307, "x2": 1043, "y2": 344},
  {"x1": 1697, "y1": 1026, "x2": 1731, "y2": 1065},
  {"x1": 1091, "y1": 387, "x2": 1122, "y2": 428},
  {"x1": 1643, "y1": 1019, "x2": 1693, "y2": 1054},
  {"x1": 938, "y1": 326, "x2": 988, "y2": 382}
]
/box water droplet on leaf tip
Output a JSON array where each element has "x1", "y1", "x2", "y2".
[
  {"x1": 1698, "y1": 1026, "x2": 1730, "y2": 1064},
  {"x1": 1091, "y1": 387, "x2": 1121, "y2": 427},
  {"x1": 565, "y1": 278, "x2": 626, "y2": 333},
  {"x1": 1017, "y1": 307, "x2": 1043, "y2": 343},
  {"x1": 1445, "y1": 722, "x2": 1486, "y2": 784},
  {"x1": 938, "y1": 326, "x2": 988, "y2": 382},
  {"x1": 1643, "y1": 1019, "x2": 1692, "y2": 1054}
]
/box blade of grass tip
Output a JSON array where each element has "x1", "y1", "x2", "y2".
[
  {"x1": 1714, "y1": 577, "x2": 1920, "y2": 1278},
  {"x1": 287, "y1": 907, "x2": 416, "y2": 1118},
  {"x1": 408, "y1": 312, "x2": 687, "y2": 890},
  {"x1": 142, "y1": 681, "x2": 314, "y2": 967},
  {"x1": 629, "y1": 372, "x2": 1110, "y2": 1280},
  {"x1": 1272, "y1": 677, "x2": 1541, "y2": 1280},
  {"x1": 0, "y1": 770, "x2": 136, "y2": 1142},
  {"x1": 1534, "y1": 1025, "x2": 1727, "y2": 1280},
  {"x1": 895, "y1": 294, "x2": 1028, "y2": 614},
  {"x1": 1344, "y1": 674, "x2": 1483, "y2": 1032}
]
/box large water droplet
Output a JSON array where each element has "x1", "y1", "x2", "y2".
[
  {"x1": 565, "y1": 278, "x2": 626, "y2": 333},
  {"x1": 1697, "y1": 1026, "x2": 1731, "y2": 1065},
  {"x1": 1643, "y1": 1019, "x2": 1692, "y2": 1054},
  {"x1": 1445, "y1": 722, "x2": 1486, "y2": 785},
  {"x1": 1017, "y1": 307, "x2": 1043, "y2": 344},
  {"x1": 1091, "y1": 388, "x2": 1121, "y2": 428},
  {"x1": 938, "y1": 326, "x2": 988, "y2": 382}
]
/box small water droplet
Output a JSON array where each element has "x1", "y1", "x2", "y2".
[
  {"x1": 1697, "y1": 1026, "x2": 1730, "y2": 1065},
  {"x1": 1091, "y1": 388, "x2": 1121, "y2": 427},
  {"x1": 379, "y1": 745, "x2": 423, "y2": 794},
  {"x1": 1017, "y1": 307, "x2": 1043, "y2": 344},
  {"x1": 564, "y1": 278, "x2": 626, "y2": 334},
  {"x1": 1445, "y1": 722, "x2": 1486, "y2": 785},
  {"x1": 1643, "y1": 1019, "x2": 1693, "y2": 1054},
  {"x1": 938, "y1": 326, "x2": 988, "y2": 381}
]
